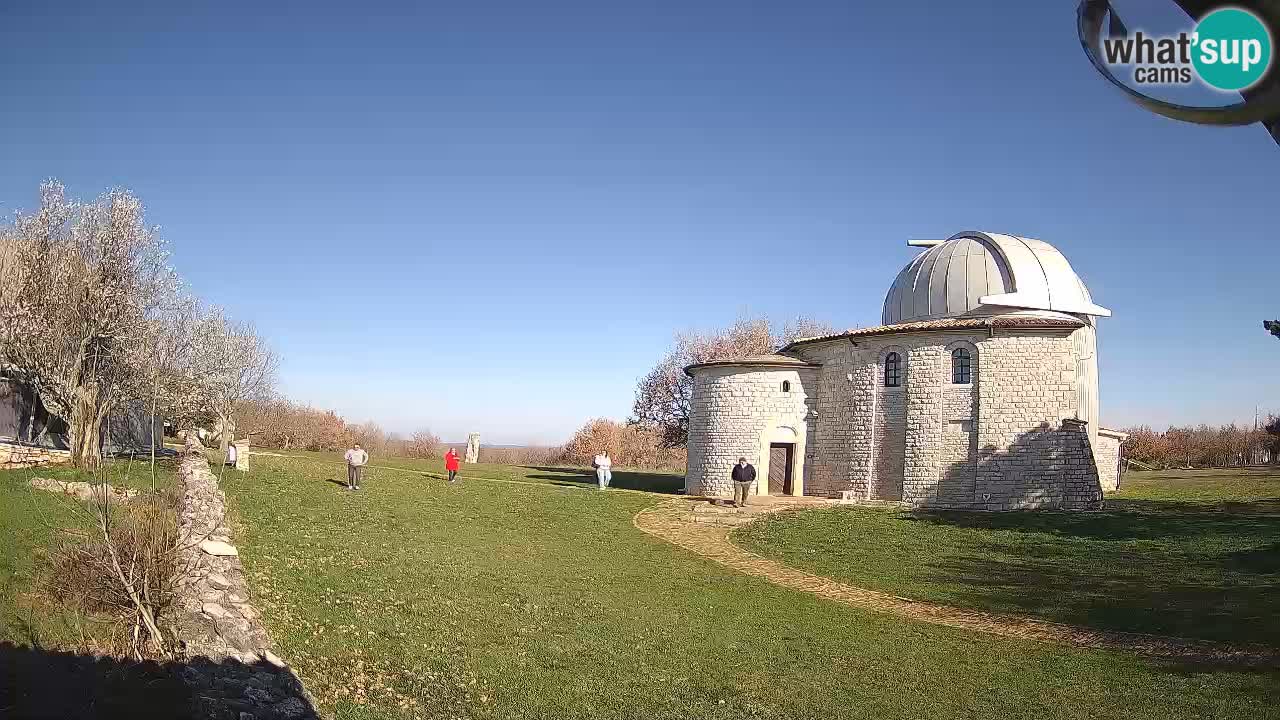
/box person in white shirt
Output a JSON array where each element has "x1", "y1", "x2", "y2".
[
  {"x1": 593, "y1": 451, "x2": 612, "y2": 490},
  {"x1": 344, "y1": 443, "x2": 368, "y2": 490}
]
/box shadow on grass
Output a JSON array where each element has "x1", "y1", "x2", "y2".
[
  {"x1": 904, "y1": 499, "x2": 1280, "y2": 541},
  {"x1": 900, "y1": 502, "x2": 1280, "y2": 647},
  {"x1": 521, "y1": 466, "x2": 684, "y2": 494},
  {"x1": 0, "y1": 641, "x2": 319, "y2": 720}
]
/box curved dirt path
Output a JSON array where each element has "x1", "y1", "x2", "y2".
[{"x1": 634, "y1": 497, "x2": 1278, "y2": 666}]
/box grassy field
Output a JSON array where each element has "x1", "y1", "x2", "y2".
[
  {"x1": 735, "y1": 467, "x2": 1280, "y2": 647},
  {"x1": 0, "y1": 456, "x2": 179, "y2": 647},
  {"x1": 216, "y1": 454, "x2": 1278, "y2": 720},
  {"x1": 267, "y1": 449, "x2": 685, "y2": 494}
]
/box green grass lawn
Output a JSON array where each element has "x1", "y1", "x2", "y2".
[
  {"x1": 0, "y1": 456, "x2": 180, "y2": 647},
  {"x1": 219, "y1": 455, "x2": 1279, "y2": 719},
  {"x1": 735, "y1": 467, "x2": 1280, "y2": 647},
  {"x1": 251, "y1": 448, "x2": 685, "y2": 494}
]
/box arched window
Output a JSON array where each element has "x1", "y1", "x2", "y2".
[
  {"x1": 952, "y1": 348, "x2": 972, "y2": 384},
  {"x1": 884, "y1": 352, "x2": 902, "y2": 387},
  {"x1": 781, "y1": 380, "x2": 791, "y2": 393}
]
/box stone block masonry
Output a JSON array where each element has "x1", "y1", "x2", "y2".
[
  {"x1": 687, "y1": 325, "x2": 1110, "y2": 511},
  {"x1": 685, "y1": 366, "x2": 818, "y2": 498},
  {"x1": 1096, "y1": 428, "x2": 1128, "y2": 492}
]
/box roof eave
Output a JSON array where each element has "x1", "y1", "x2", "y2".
[
  {"x1": 683, "y1": 359, "x2": 821, "y2": 377},
  {"x1": 780, "y1": 316, "x2": 1086, "y2": 353}
]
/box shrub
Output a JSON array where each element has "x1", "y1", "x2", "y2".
[{"x1": 42, "y1": 488, "x2": 182, "y2": 658}]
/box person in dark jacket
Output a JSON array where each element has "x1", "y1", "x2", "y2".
[{"x1": 731, "y1": 457, "x2": 756, "y2": 507}]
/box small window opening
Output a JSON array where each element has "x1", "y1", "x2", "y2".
[
  {"x1": 884, "y1": 352, "x2": 902, "y2": 387},
  {"x1": 952, "y1": 348, "x2": 972, "y2": 384},
  {"x1": 781, "y1": 380, "x2": 791, "y2": 393}
]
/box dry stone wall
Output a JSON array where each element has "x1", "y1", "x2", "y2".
[
  {"x1": 175, "y1": 442, "x2": 320, "y2": 719},
  {"x1": 0, "y1": 441, "x2": 70, "y2": 469},
  {"x1": 685, "y1": 366, "x2": 817, "y2": 497}
]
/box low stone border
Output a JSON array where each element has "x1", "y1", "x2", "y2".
[
  {"x1": 634, "y1": 497, "x2": 1280, "y2": 666},
  {"x1": 28, "y1": 476, "x2": 138, "y2": 502},
  {"x1": 174, "y1": 441, "x2": 321, "y2": 719},
  {"x1": 0, "y1": 441, "x2": 70, "y2": 469}
]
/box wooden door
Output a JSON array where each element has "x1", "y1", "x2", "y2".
[{"x1": 768, "y1": 443, "x2": 794, "y2": 495}]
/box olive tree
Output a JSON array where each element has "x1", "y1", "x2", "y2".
[{"x1": 0, "y1": 182, "x2": 176, "y2": 469}]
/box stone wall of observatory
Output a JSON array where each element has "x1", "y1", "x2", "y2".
[
  {"x1": 684, "y1": 366, "x2": 818, "y2": 497},
  {"x1": 788, "y1": 326, "x2": 1105, "y2": 510},
  {"x1": 1095, "y1": 430, "x2": 1125, "y2": 492},
  {"x1": 969, "y1": 329, "x2": 1103, "y2": 510}
]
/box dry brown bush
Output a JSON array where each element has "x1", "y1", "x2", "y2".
[
  {"x1": 42, "y1": 488, "x2": 184, "y2": 658},
  {"x1": 1122, "y1": 419, "x2": 1278, "y2": 469},
  {"x1": 562, "y1": 418, "x2": 686, "y2": 471},
  {"x1": 235, "y1": 398, "x2": 355, "y2": 451},
  {"x1": 475, "y1": 445, "x2": 567, "y2": 466},
  {"x1": 401, "y1": 430, "x2": 442, "y2": 459}
]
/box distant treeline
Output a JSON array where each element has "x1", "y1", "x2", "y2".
[
  {"x1": 433, "y1": 420, "x2": 687, "y2": 471},
  {"x1": 233, "y1": 401, "x2": 686, "y2": 470},
  {"x1": 233, "y1": 398, "x2": 442, "y2": 459},
  {"x1": 1122, "y1": 418, "x2": 1279, "y2": 470}
]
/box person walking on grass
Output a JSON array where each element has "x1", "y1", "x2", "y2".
[
  {"x1": 344, "y1": 443, "x2": 368, "y2": 490},
  {"x1": 731, "y1": 456, "x2": 756, "y2": 507},
  {"x1": 593, "y1": 451, "x2": 612, "y2": 490},
  {"x1": 444, "y1": 447, "x2": 461, "y2": 483}
]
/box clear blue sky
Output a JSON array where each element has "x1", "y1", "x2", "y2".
[{"x1": 2, "y1": 1, "x2": 1276, "y2": 444}]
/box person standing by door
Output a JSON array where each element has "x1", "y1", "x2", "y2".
[
  {"x1": 344, "y1": 443, "x2": 368, "y2": 490},
  {"x1": 444, "y1": 447, "x2": 461, "y2": 483},
  {"x1": 731, "y1": 457, "x2": 756, "y2": 507}
]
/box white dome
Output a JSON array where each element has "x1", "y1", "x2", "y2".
[{"x1": 881, "y1": 231, "x2": 1110, "y2": 326}]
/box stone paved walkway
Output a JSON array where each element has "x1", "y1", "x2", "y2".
[{"x1": 634, "y1": 497, "x2": 1279, "y2": 666}]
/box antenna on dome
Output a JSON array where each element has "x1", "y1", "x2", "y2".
[{"x1": 907, "y1": 238, "x2": 946, "y2": 247}]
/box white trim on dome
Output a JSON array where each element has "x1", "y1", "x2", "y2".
[
  {"x1": 882, "y1": 231, "x2": 1111, "y2": 325},
  {"x1": 967, "y1": 232, "x2": 1112, "y2": 318}
]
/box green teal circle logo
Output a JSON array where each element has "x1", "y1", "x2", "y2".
[{"x1": 1192, "y1": 7, "x2": 1272, "y2": 91}]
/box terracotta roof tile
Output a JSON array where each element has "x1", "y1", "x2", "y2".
[{"x1": 781, "y1": 315, "x2": 1085, "y2": 350}]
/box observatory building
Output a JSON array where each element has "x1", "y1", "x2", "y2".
[{"x1": 684, "y1": 231, "x2": 1127, "y2": 510}]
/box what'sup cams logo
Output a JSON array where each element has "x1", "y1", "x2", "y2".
[
  {"x1": 1100, "y1": 6, "x2": 1269, "y2": 87},
  {"x1": 1078, "y1": 1, "x2": 1280, "y2": 143},
  {"x1": 1100, "y1": 6, "x2": 1271, "y2": 89}
]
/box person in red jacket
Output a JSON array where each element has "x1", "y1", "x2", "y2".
[{"x1": 444, "y1": 447, "x2": 461, "y2": 483}]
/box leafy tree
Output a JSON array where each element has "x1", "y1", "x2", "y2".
[
  {"x1": 631, "y1": 316, "x2": 834, "y2": 448},
  {"x1": 1265, "y1": 320, "x2": 1280, "y2": 340}
]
